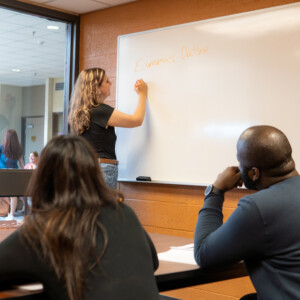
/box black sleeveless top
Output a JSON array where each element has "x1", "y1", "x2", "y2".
[{"x1": 81, "y1": 104, "x2": 117, "y2": 159}]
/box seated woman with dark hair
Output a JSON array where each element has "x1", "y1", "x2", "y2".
[{"x1": 0, "y1": 135, "x2": 160, "y2": 300}]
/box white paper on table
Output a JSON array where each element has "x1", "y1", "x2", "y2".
[
  {"x1": 14, "y1": 283, "x2": 44, "y2": 291},
  {"x1": 158, "y1": 243, "x2": 197, "y2": 265}
]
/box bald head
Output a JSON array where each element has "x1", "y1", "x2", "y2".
[{"x1": 237, "y1": 125, "x2": 295, "y2": 177}]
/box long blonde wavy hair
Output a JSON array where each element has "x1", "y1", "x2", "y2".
[{"x1": 68, "y1": 68, "x2": 106, "y2": 134}]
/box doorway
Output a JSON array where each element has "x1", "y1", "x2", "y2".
[{"x1": 22, "y1": 116, "x2": 44, "y2": 165}]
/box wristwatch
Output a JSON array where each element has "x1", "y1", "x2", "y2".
[{"x1": 204, "y1": 184, "x2": 224, "y2": 196}]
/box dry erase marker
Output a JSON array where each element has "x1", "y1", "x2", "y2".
[{"x1": 135, "y1": 79, "x2": 141, "y2": 88}]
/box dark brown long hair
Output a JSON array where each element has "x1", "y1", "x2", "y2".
[
  {"x1": 21, "y1": 135, "x2": 123, "y2": 300},
  {"x1": 3, "y1": 129, "x2": 23, "y2": 160}
]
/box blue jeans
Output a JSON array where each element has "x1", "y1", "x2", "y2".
[{"x1": 100, "y1": 163, "x2": 118, "y2": 189}]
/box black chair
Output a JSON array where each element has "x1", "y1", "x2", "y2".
[
  {"x1": 240, "y1": 293, "x2": 258, "y2": 300},
  {"x1": 160, "y1": 295, "x2": 181, "y2": 300}
]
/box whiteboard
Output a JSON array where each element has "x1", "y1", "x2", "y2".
[{"x1": 116, "y1": 3, "x2": 300, "y2": 185}]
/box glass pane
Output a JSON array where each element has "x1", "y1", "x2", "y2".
[{"x1": 0, "y1": 7, "x2": 66, "y2": 167}]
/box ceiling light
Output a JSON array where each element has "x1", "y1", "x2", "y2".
[
  {"x1": 47, "y1": 25, "x2": 60, "y2": 30},
  {"x1": 12, "y1": 68, "x2": 21, "y2": 72}
]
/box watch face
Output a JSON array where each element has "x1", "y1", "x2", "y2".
[{"x1": 205, "y1": 185, "x2": 213, "y2": 196}]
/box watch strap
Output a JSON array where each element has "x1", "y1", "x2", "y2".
[
  {"x1": 205, "y1": 184, "x2": 224, "y2": 196},
  {"x1": 211, "y1": 186, "x2": 224, "y2": 196}
]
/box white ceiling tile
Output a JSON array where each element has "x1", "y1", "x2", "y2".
[
  {"x1": 0, "y1": 21, "x2": 24, "y2": 31},
  {"x1": 99, "y1": 0, "x2": 136, "y2": 6},
  {"x1": 25, "y1": 0, "x2": 55, "y2": 3},
  {"x1": 4, "y1": 13, "x2": 44, "y2": 26},
  {"x1": 24, "y1": 0, "x2": 138, "y2": 14},
  {"x1": 0, "y1": 32, "x2": 29, "y2": 42},
  {"x1": 0, "y1": 7, "x2": 66, "y2": 86},
  {"x1": 0, "y1": 8, "x2": 14, "y2": 18}
]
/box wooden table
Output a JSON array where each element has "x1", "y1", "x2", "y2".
[
  {"x1": 151, "y1": 232, "x2": 248, "y2": 292},
  {"x1": 0, "y1": 230, "x2": 248, "y2": 298},
  {"x1": 0, "y1": 170, "x2": 33, "y2": 197},
  {"x1": 0, "y1": 228, "x2": 15, "y2": 243}
]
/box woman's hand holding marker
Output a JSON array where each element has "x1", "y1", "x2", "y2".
[
  {"x1": 134, "y1": 79, "x2": 148, "y2": 96},
  {"x1": 134, "y1": 79, "x2": 140, "y2": 88}
]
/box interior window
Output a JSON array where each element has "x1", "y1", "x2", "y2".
[{"x1": 0, "y1": 7, "x2": 66, "y2": 165}]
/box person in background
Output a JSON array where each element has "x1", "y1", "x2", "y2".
[
  {"x1": 0, "y1": 129, "x2": 24, "y2": 220},
  {"x1": 0, "y1": 135, "x2": 160, "y2": 300},
  {"x1": 0, "y1": 129, "x2": 24, "y2": 169},
  {"x1": 24, "y1": 151, "x2": 39, "y2": 169},
  {"x1": 68, "y1": 68, "x2": 148, "y2": 189},
  {"x1": 194, "y1": 125, "x2": 300, "y2": 300},
  {"x1": 22, "y1": 151, "x2": 39, "y2": 215}
]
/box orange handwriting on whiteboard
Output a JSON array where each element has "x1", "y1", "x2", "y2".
[
  {"x1": 134, "y1": 56, "x2": 176, "y2": 72},
  {"x1": 181, "y1": 45, "x2": 208, "y2": 59}
]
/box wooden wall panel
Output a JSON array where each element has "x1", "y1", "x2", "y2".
[{"x1": 121, "y1": 182, "x2": 253, "y2": 237}]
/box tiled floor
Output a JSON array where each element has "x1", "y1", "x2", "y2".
[
  {"x1": 0, "y1": 198, "x2": 31, "y2": 224},
  {"x1": 0, "y1": 213, "x2": 25, "y2": 225}
]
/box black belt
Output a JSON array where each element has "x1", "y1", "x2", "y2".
[{"x1": 98, "y1": 158, "x2": 119, "y2": 165}]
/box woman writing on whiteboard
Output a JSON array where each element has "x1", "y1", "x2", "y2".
[{"x1": 68, "y1": 68, "x2": 148, "y2": 189}]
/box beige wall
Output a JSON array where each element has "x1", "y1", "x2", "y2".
[
  {"x1": 52, "y1": 77, "x2": 64, "y2": 113},
  {"x1": 22, "y1": 85, "x2": 45, "y2": 117},
  {"x1": 0, "y1": 84, "x2": 22, "y2": 142},
  {"x1": 22, "y1": 77, "x2": 64, "y2": 117}
]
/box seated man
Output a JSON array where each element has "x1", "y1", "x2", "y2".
[{"x1": 194, "y1": 125, "x2": 300, "y2": 300}]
